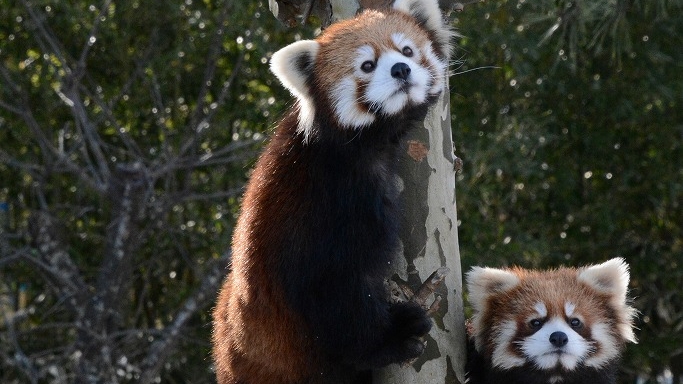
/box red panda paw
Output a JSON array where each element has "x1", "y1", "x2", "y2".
[
  {"x1": 357, "y1": 302, "x2": 432, "y2": 368},
  {"x1": 378, "y1": 301, "x2": 432, "y2": 363},
  {"x1": 398, "y1": 335, "x2": 428, "y2": 361},
  {"x1": 389, "y1": 301, "x2": 433, "y2": 339}
]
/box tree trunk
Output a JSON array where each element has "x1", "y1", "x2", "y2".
[
  {"x1": 374, "y1": 86, "x2": 465, "y2": 384},
  {"x1": 268, "y1": 1, "x2": 466, "y2": 382}
]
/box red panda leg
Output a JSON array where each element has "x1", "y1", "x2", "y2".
[{"x1": 212, "y1": 277, "x2": 317, "y2": 384}]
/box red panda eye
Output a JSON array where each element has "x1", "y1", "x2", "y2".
[
  {"x1": 402, "y1": 46, "x2": 414, "y2": 57},
  {"x1": 570, "y1": 318, "x2": 582, "y2": 328},
  {"x1": 530, "y1": 319, "x2": 543, "y2": 328},
  {"x1": 360, "y1": 61, "x2": 376, "y2": 73}
]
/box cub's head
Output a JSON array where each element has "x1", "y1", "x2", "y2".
[
  {"x1": 466, "y1": 258, "x2": 637, "y2": 374},
  {"x1": 270, "y1": 0, "x2": 452, "y2": 141}
]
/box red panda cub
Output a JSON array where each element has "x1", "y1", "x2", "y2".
[
  {"x1": 211, "y1": 0, "x2": 452, "y2": 383},
  {"x1": 465, "y1": 258, "x2": 637, "y2": 384}
]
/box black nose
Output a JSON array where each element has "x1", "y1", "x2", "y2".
[
  {"x1": 549, "y1": 331, "x2": 569, "y2": 348},
  {"x1": 391, "y1": 62, "x2": 411, "y2": 80}
]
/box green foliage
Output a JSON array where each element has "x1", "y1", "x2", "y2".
[
  {"x1": 0, "y1": 0, "x2": 311, "y2": 382},
  {"x1": 453, "y1": 0, "x2": 683, "y2": 381},
  {"x1": 1, "y1": 0, "x2": 681, "y2": 382}
]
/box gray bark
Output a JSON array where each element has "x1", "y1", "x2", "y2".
[{"x1": 374, "y1": 87, "x2": 465, "y2": 384}]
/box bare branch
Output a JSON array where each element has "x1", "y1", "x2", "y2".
[
  {"x1": 0, "y1": 150, "x2": 44, "y2": 174},
  {"x1": 72, "y1": 0, "x2": 113, "y2": 84},
  {"x1": 23, "y1": 0, "x2": 113, "y2": 186},
  {"x1": 188, "y1": 1, "x2": 234, "y2": 131},
  {"x1": 412, "y1": 267, "x2": 450, "y2": 309},
  {"x1": 22, "y1": 0, "x2": 70, "y2": 71},
  {"x1": 138, "y1": 252, "x2": 231, "y2": 384},
  {"x1": 2, "y1": 309, "x2": 41, "y2": 384},
  {"x1": 0, "y1": 99, "x2": 23, "y2": 115},
  {"x1": 26, "y1": 212, "x2": 87, "y2": 306},
  {"x1": 72, "y1": 163, "x2": 149, "y2": 383},
  {"x1": 174, "y1": 14, "x2": 250, "y2": 162},
  {"x1": 174, "y1": 188, "x2": 244, "y2": 204}
]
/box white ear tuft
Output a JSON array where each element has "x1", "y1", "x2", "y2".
[
  {"x1": 466, "y1": 266, "x2": 520, "y2": 311},
  {"x1": 392, "y1": 0, "x2": 453, "y2": 58},
  {"x1": 270, "y1": 40, "x2": 318, "y2": 98},
  {"x1": 578, "y1": 257, "x2": 637, "y2": 343},
  {"x1": 577, "y1": 257, "x2": 630, "y2": 300},
  {"x1": 270, "y1": 40, "x2": 319, "y2": 139}
]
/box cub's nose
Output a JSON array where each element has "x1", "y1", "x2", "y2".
[
  {"x1": 549, "y1": 331, "x2": 569, "y2": 348},
  {"x1": 391, "y1": 62, "x2": 411, "y2": 80}
]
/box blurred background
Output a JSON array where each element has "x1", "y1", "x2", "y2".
[{"x1": 1, "y1": 0, "x2": 680, "y2": 383}]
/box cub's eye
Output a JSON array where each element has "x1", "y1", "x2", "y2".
[
  {"x1": 402, "y1": 46, "x2": 414, "y2": 57},
  {"x1": 569, "y1": 318, "x2": 582, "y2": 328},
  {"x1": 360, "y1": 60, "x2": 376, "y2": 73},
  {"x1": 530, "y1": 319, "x2": 543, "y2": 328}
]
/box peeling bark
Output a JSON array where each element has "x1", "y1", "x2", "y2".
[{"x1": 374, "y1": 87, "x2": 466, "y2": 384}]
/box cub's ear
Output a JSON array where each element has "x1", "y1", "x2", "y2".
[
  {"x1": 578, "y1": 257, "x2": 637, "y2": 343},
  {"x1": 578, "y1": 257, "x2": 630, "y2": 302},
  {"x1": 270, "y1": 40, "x2": 319, "y2": 102},
  {"x1": 466, "y1": 266, "x2": 520, "y2": 312},
  {"x1": 392, "y1": 0, "x2": 453, "y2": 58}
]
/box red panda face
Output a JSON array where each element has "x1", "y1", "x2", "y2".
[
  {"x1": 467, "y1": 258, "x2": 637, "y2": 374},
  {"x1": 269, "y1": 0, "x2": 452, "y2": 141},
  {"x1": 315, "y1": 12, "x2": 448, "y2": 129},
  {"x1": 512, "y1": 300, "x2": 602, "y2": 371}
]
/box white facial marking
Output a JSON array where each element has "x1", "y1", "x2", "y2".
[
  {"x1": 421, "y1": 42, "x2": 447, "y2": 94},
  {"x1": 391, "y1": 33, "x2": 417, "y2": 57},
  {"x1": 519, "y1": 318, "x2": 591, "y2": 371},
  {"x1": 534, "y1": 302, "x2": 548, "y2": 318},
  {"x1": 331, "y1": 77, "x2": 376, "y2": 128},
  {"x1": 362, "y1": 50, "x2": 430, "y2": 115},
  {"x1": 355, "y1": 45, "x2": 376, "y2": 70},
  {"x1": 332, "y1": 44, "x2": 378, "y2": 127},
  {"x1": 585, "y1": 322, "x2": 620, "y2": 368},
  {"x1": 565, "y1": 302, "x2": 576, "y2": 317},
  {"x1": 490, "y1": 320, "x2": 526, "y2": 369}
]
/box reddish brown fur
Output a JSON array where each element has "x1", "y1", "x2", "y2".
[
  {"x1": 478, "y1": 267, "x2": 623, "y2": 362},
  {"x1": 212, "y1": 115, "x2": 318, "y2": 384},
  {"x1": 315, "y1": 10, "x2": 434, "y2": 95}
]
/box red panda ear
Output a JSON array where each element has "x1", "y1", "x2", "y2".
[
  {"x1": 578, "y1": 257, "x2": 637, "y2": 343},
  {"x1": 392, "y1": 0, "x2": 453, "y2": 59},
  {"x1": 270, "y1": 40, "x2": 319, "y2": 101},
  {"x1": 270, "y1": 40, "x2": 319, "y2": 139},
  {"x1": 466, "y1": 267, "x2": 520, "y2": 311},
  {"x1": 577, "y1": 257, "x2": 630, "y2": 302}
]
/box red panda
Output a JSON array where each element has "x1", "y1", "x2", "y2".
[
  {"x1": 211, "y1": 0, "x2": 452, "y2": 383},
  {"x1": 465, "y1": 258, "x2": 638, "y2": 384}
]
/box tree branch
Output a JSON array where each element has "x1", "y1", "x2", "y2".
[
  {"x1": 23, "y1": 0, "x2": 113, "y2": 187},
  {"x1": 138, "y1": 252, "x2": 231, "y2": 384},
  {"x1": 27, "y1": 211, "x2": 87, "y2": 309}
]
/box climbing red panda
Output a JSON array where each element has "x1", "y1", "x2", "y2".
[
  {"x1": 211, "y1": 0, "x2": 452, "y2": 383},
  {"x1": 465, "y1": 258, "x2": 638, "y2": 384}
]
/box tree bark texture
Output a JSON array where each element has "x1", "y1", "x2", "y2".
[{"x1": 374, "y1": 87, "x2": 465, "y2": 384}]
